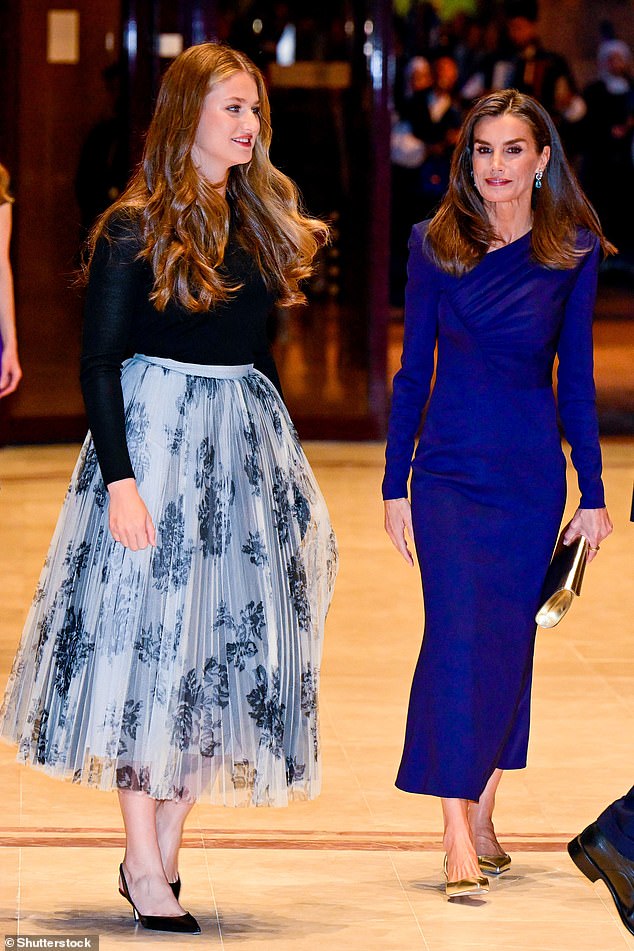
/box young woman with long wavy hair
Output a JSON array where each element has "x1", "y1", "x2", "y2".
[
  {"x1": 383, "y1": 90, "x2": 613, "y2": 898},
  {"x1": 0, "y1": 43, "x2": 337, "y2": 934}
]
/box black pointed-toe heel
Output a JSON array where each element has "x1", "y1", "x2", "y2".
[
  {"x1": 169, "y1": 876, "x2": 182, "y2": 900},
  {"x1": 118, "y1": 864, "x2": 200, "y2": 934}
]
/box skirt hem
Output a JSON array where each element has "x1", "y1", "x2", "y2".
[{"x1": 394, "y1": 760, "x2": 527, "y2": 802}]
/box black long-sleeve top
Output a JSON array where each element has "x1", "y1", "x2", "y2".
[{"x1": 80, "y1": 212, "x2": 282, "y2": 486}]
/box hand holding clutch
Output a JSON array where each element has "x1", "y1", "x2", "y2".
[{"x1": 535, "y1": 528, "x2": 589, "y2": 629}]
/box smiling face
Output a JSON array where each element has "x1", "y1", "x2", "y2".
[
  {"x1": 471, "y1": 113, "x2": 549, "y2": 209},
  {"x1": 191, "y1": 71, "x2": 261, "y2": 185}
]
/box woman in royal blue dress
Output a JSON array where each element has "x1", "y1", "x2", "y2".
[
  {"x1": 383, "y1": 89, "x2": 613, "y2": 898},
  {"x1": 0, "y1": 44, "x2": 337, "y2": 933}
]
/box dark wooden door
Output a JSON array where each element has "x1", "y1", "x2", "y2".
[{"x1": 0, "y1": 0, "x2": 123, "y2": 443}]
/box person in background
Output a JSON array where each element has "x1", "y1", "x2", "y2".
[
  {"x1": 505, "y1": 0, "x2": 587, "y2": 159},
  {"x1": 0, "y1": 43, "x2": 337, "y2": 935},
  {"x1": 406, "y1": 56, "x2": 434, "y2": 100},
  {"x1": 460, "y1": 17, "x2": 515, "y2": 102},
  {"x1": 75, "y1": 63, "x2": 129, "y2": 236},
  {"x1": 505, "y1": 0, "x2": 583, "y2": 124},
  {"x1": 582, "y1": 39, "x2": 634, "y2": 262},
  {"x1": 404, "y1": 53, "x2": 462, "y2": 220},
  {"x1": 0, "y1": 163, "x2": 21, "y2": 398},
  {"x1": 390, "y1": 56, "x2": 433, "y2": 306}
]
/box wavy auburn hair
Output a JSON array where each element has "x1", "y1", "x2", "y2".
[
  {"x1": 0, "y1": 163, "x2": 13, "y2": 204},
  {"x1": 85, "y1": 43, "x2": 328, "y2": 311},
  {"x1": 426, "y1": 89, "x2": 614, "y2": 275}
]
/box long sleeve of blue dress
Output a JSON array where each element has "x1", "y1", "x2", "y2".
[
  {"x1": 382, "y1": 224, "x2": 440, "y2": 500},
  {"x1": 556, "y1": 237, "x2": 605, "y2": 508}
]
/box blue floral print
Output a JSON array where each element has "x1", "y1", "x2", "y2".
[
  {"x1": 125, "y1": 401, "x2": 151, "y2": 483},
  {"x1": 203, "y1": 656, "x2": 230, "y2": 710},
  {"x1": 287, "y1": 555, "x2": 312, "y2": 631},
  {"x1": 171, "y1": 669, "x2": 202, "y2": 752},
  {"x1": 60, "y1": 541, "x2": 91, "y2": 595},
  {"x1": 52, "y1": 606, "x2": 94, "y2": 701},
  {"x1": 0, "y1": 359, "x2": 337, "y2": 807},
  {"x1": 243, "y1": 412, "x2": 263, "y2": 494},
  {"x1": 121, "y1": 698, "x2": 143, "y2": 740},
  {"x1": 286, "y1": 755, "x2": 306, "y2": 783},
  {"x1": 247, "y1": 665, "x2": 286, "y2": 757},
  {"x1": 216, "y1": 600, "x2": 266, "y2": 672},
  {"x1": 195, "y1": 437, "x2": 235, "y2": 557},
  {"x1": 241, "y1": 531, "x2": 269, "y2": 567},
  {"x1": 153, "y1": 496, "x2": 193, "y2": 591},
  {"x1": 292, "y1": 483, "x2": 311, "y2": 539},
  {"x1": 75, "y1": 444, "x2": 99, "y2": 495}
]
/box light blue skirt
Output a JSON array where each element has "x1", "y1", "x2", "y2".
[{"x1": 0, "y1": 355, "x2": 337, "y2": 805}]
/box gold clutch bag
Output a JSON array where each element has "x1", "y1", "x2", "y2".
[{"x1": 535, "y1": 530, "x2": 589, "y2": 629}]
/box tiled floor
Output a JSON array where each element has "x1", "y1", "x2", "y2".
[{"x1": 1, "y1": 441, "x2": 633, "y2": 949}]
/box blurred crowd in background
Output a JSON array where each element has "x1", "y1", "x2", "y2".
[
  {"x1": 68, "y1": 0, "x2": 634, "y2": 309},
  {"x1": 390, "y1": 0, "x2": 634, "y2": 303}
]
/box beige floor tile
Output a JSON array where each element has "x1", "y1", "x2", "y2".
[
  {"x1": 12, "y1": 847, "x2": 429, "y2": 950},
  {"x1": 1, "y1": 441, "x2": 634, "y2": 950},
  {"x1": 391, "y1": 852, "x2": 634, "y2": 948}
]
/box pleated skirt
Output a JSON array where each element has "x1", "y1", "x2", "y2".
[{"x1": 0, "y1": 355, "x2": 338, "y2": 806}]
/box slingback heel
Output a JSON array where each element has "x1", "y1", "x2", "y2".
[{"x1": 118, "y1": 864, "x2": 200, "y2": 934}]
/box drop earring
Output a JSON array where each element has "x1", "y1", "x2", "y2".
[{"x1": 535, "y1": 169, "x2": 543, "y2": 189}]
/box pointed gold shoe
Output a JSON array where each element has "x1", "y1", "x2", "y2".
[
  {"x1": 443, "y1": 855, "x2": 490, "y2": 898},
  {"x1": 478, "y1": 852, "x2": 512, "y2": 875}
]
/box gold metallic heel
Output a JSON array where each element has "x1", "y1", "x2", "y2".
[
  {"x1": 443, "y1": 854, "x2": 490, "y2": 898},
  {"x1": 478, "y1": 852, "x2": 511, "y2": 875}
]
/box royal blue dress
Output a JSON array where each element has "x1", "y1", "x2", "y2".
[{"x1": 382, "y1": 222, "x2": 605, "y2": 802}]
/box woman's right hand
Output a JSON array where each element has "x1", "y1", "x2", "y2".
[
  {"x1": 107, "y1": 478, "x2": 156, "y2": 550},
  {"x1": 384, "y1": 498, "x2": 415, "y2": 566},
  {"x1": 0, "y1": 343, "x2": 22, "y2": 397}
]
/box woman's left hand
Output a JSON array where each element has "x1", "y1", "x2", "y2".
[{"x1": 563, "y1": 506, "x2": 613, "y2": 563}]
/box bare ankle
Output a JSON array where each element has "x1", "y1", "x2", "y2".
[{"x1": 443, "y1": 829, "x2": 475, "y2": 855}]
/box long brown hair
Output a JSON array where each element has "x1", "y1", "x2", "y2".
[
  {"x1": 84, "y1": 43, "x2": 328, "y2": 311},
  {"x1": 426, "y1": 89, "x2": 615, "y2": 276},
  {"x1": 0, "y1": 163, "x2": 13, "y2": 205}
]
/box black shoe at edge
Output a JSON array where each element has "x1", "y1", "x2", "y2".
[{"x1": 568, "y1": 822, "x2": 634, "y2": 937}]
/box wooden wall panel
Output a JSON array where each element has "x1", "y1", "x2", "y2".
[{"x1": 1, "y1": 1, "x2": 121, "y2": 442}]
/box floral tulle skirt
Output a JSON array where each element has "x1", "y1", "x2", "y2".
[{"x1": 0, "y1": 355, "x2": 338, "y2": 806}]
